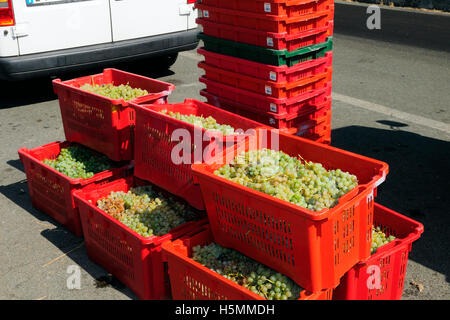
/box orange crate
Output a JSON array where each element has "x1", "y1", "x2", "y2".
[
  {"x1": 199, "y1": 0, "x2": 334, "y2": 17},
  {"x1": 73, "y1": 176, "x2": 208, "y2": 300},
  {"x1": 131, "y1": 99, "x2": 265, "y2": 210},
  {"x1": 198, "y1": 61, "x2": 332, "y2": 99},
  {"x1": 333, "y1": 203, "x2": 424, "y2": 300},
  {"x1": 196, "y1": 2, "x2": 334, "y2": 34},
  {"x1": 162, "y1": 225, "x2": 333, "y2": 300},
  {"x1": 18, "y1": 141, "x2": 132, "y2": 237},
  {"x1": 197, "y1": 18, "x2": 332, "y2": 51},
  {"x1": 191, "y1": 129, "x2": 389, "y2": 292},
  {"x1": 201, "y1": 89, "x2": 331, "y2": 136}
]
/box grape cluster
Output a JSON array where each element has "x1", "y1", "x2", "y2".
[
  {"x1": 80, "y1": 82, "x2": 149, "y2": 101},
  {"x1": 43, "y1": 145, "x2": 115, "y2": 179},
  {"x1": 97, "y1": 185, "x2": 199, "y2": 238},
  {"x1": 160, "y1": 110, "x2": 239, "y2": 136},
  {"x1": 193, "y1": 243, "x2": 302, "y2": 300},
  {"x1": 214, "y1": 149, "x2": 358, "y2": 212},
  {"x1": 371, "y1": 226, "x2": 396, "y2": 254}
]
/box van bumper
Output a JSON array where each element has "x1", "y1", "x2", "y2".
[{"x1": 0, "y1": 28, "x2": 199, "y2": 81}]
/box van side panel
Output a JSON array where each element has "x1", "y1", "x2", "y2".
[
  {"x1": 0, "y1": 26, "x2": 18, "y2": 57},
  {"x1": 109, "y1": 0, "x2": 187, "y2": 42},
  {"x1": 187, "y1": 3, "x2": 198, "y2": 30},
  {"x1": 12, "y1": 0, "x2": 112, "y2": 55}
]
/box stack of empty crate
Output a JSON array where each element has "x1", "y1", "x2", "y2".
[{"x1": 195, "y1": 0, "x2": 335, "y2": 144}]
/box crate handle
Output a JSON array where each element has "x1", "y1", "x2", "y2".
[
  {"x1": 285, "y1": 25, "x2": 329, "y2": 41},
  {"x1": 285, "y1": 10, "x2": 330, "y2": 24},
  {"x1": 132, "y1": 90, "x2": 172, "y2": 105},
  {"x1": 286, "y1": 0, "x2": 325, "y2": 7},
  {"x1": 285, "y1": 72, "x2": 327, "y2": 90}
]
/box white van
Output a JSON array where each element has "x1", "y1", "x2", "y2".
[{"x1": 0, "y1": 0, "x2": 198, "y2": 80}]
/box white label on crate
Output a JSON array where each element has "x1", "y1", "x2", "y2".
[
  {"x1": 367, "y1": 190, "x2": 374, "y2": 203},
  {"x1": 375, "y1": 172, "x2": 386, "y2": 187},
  {"x1": 203, "y1": 10, "x2": 209, "y2": 18},
  {"x1": 264, "y1": 3, "x2": 271, "y2": 12},
  {"x1": 270, "y1": 103, "x2": 278, "y2": 113},
  {"x1": 265, "y1": 86, "x2": 272, "y2": 95},
  {"x1": 269, "y1": 118, "x2": 276, "y2": 125},
  {"x1": 269, "y1": 71, "x2": 277, "y2": 81},
  {"x1": 267, "y1": 37, "x2": 274, "y2": 47}
]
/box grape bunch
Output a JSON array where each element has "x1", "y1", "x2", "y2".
[
  {"x1": 43, "y1": 145, "x2": 115, "y2": 179},
  {"x1": 97, "y1": 185, "x2": 199, "y2": 238},
  {"x1": 192, "y1": 243, "x2": 302, "y2": 300},
  {"x1": 160, "y1": 110, "x2": 239, "y2": 136},
  {"x1": 371, "y1": 226, "x2": 396, "y2": 254},
  {"x1": 80, "y1": 82, "x2": 149, "y2": 101},
  {"x1": 214, "y1": 149, "x2": 358, "y2": 212}
]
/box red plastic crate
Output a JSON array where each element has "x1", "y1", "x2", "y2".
[
  {"x1": 162, "y1": 225, "x2": 333, "y2": 300},
  {"x1": 18, "y1": 141, "x2": 132, "y2": 237},
  {"x1": 198, "y1": 18, "x2": 332, "y2": 51},
  {"x1": 190, "y1": 129, "x2": 389, "y2": 292},
  {"x1": 201, "y1": 89, "x2": 331, "y2": 136},
  {"x1": 199, "y1": 0, "x2": 334, "y2": 17},
  {"x1": 53, "y1": 68, "x2": 175, "y2": 161},
  {"x1": 333, "y1": 203, "x2": 424, "y2": 300},
  {"x1": 199, "y1": 76, "x2": 332, "y2": 115},
  {"x1": 72, "y1": 176, "x2": 208, "y2": 300},
  {"x1": 198, "y1": 61, "x2": 332, "y2": 99},
  {"x1": 196, "y1": 2, "x2": 334, "y2": 34},
  {"x1": 198, "y1": 48, "x2": 333, "y2": 83},
  {"x1": 131, "y1": 99, "x2": 266, "y2": 211}
]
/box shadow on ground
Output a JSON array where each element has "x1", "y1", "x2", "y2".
[
  {"x1": 0, "y1": 59, "x2": 175, "y2": 109},
  {"x1": 331, "y1": 124, "x2": 450, "y2": 287},
  {"x1": 0, "y1": 179, "x2": 137, "y2": 300}
]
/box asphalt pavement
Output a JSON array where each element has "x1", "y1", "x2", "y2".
[{"x1": 0, "y1": 4, "x2": 449, "y2": 300}]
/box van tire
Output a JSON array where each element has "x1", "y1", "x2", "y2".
[{"x1": 151, "y1": 53, "x2": 179, "y2": 71}]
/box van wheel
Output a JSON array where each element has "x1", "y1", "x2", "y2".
[{"x1": 151, "y1": 53, "x2": 179, "y2": 71}]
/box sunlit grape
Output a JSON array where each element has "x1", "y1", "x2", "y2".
[
  {"x1": 159, "y1": 110, "x2": 239, "y2": 136},
  {"x1": 214, "y1": 149, "x2": 359, "y2": 212},
  {"x1": 43, "y1": 145, "x2": 115, "y2": 179},
  {"x1": 97, "y1": 185, "x2": 199, "y2": 238},
  {"x1": 192, "y1": 242, "x2": 302, "y2": 300},
  {"x1": 371, "y1": 226, "x2": 396, "y2": 254},
  {"x1": 80, "y1": 82, "x2": 149, "y2": 101}
]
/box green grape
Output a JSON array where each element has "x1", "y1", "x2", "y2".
[
  {"x1": 192, "y1": 242, "x2": 302, "y2": 300},
  {"x1": 80, "y1": 82, "x2": 149, "y2": 101},
  {"x1": 97, "y1": 185, "x2": 200, "y2": 238},
  {"x1": 371, "y1": 226, "x2": 396, "y2": 254},
  {"x1": 159, "y1": 110, "x2": 239, "y2": 136},
  {"x1": 214, "y1": 149, "x2": 359, "y2": 212},
  {"x1": 43, "y1": 145, "x2": 116, "y2": 179}
]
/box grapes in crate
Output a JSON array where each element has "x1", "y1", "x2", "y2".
[
  {"x1": 193, "y1": 243, "x2": 302, "y2": 300},
  {"x1": 214, "y1": 149, "x2": 358, "y2": 212},
  {"x1": 160, "y1": 110, "x2": 239, "y2": 136},
  {"x1": 43, "y1": 145, "x2": 116, "y2": 179},
  {"x1": 80, "y1": 82, "x2": 149, "y2": 101},
  {"x1": 97, "y1": 186, "x2": 199, "y2": 238},
  {"x1": 371, "y1": 226, "x2": 396, "y2": 254}
]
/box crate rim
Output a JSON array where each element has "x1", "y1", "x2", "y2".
[
  {"x1": 130, "y1": 99, "x2": 268, "y2": 141},
  {"x1": 52, "y1": 68, "x2": 176, "y2": 107}
]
